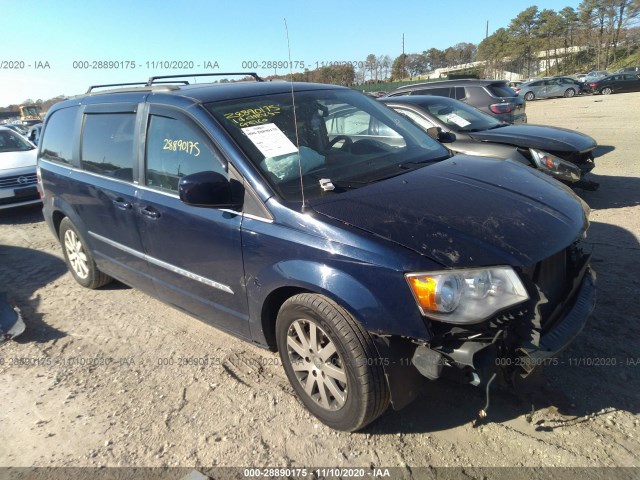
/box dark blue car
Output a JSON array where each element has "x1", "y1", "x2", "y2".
[{"x1": 37, "y1": 74, "x2": 596, "y2": 431}]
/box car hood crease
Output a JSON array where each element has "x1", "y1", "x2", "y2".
[{"x1": 468, "y1": 124, "x2": 597, "y2": 153}]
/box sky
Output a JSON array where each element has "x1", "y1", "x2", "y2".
[{"x1": 2, "y1": 0, "x2": 582, "y2": 107}]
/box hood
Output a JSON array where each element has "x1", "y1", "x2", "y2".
[
  {"x1": 310, "y1": 156, "x2": 589, "y2": 268},
  {"x1": 0, "y1": 149, "x2": 37, "y2": 171},
  {"x1": 468, "y1": 124, "x2": 597, "y2": 154}
]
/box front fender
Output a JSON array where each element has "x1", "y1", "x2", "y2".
[{"x1": 246, "y1": 259, "x2": 430, "y2": 346}]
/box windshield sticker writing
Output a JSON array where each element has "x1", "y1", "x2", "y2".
[
  {"x1": 242, "y1": 123, "x2": 298, "y2": 158},
  {"x1": 445, "y1": 113, "x2": 471, "y2": 128},
  {"x1": 225, "y1": 105, "x2": 281, "y2": 128},
  {"x1": 163, "y1": 139, "x2": 200, "y2": 156}
]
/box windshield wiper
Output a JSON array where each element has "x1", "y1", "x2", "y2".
[{"x1": 401, "y1": 153, "x2": 451, "y2": 165}]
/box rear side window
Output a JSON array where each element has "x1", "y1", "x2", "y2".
[
  {"x1": 39, "y1": 107, "x2": 78, "y2": 165},
  {"x1": 81, "y1": 113, "x2": 136, "y2": 181},
  {"x1": 454, "y1": 87, "x2": 466, "y2": 100},
  {"x1": 486, "y1": 85, "x2": 517, "y2": 98},
  {"x1": 412, "y1": 87, "x2": 451, "y2": 97}
]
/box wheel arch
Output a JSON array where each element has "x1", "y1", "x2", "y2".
[
  {"x1": 51, "y1": 209, "x2": 66, "y2": 237},
  {"x1": 251, "y1": 260, "x2": 425, "y2": 350},
  {"x1": 260, "y1": 286, "x2": 312, "y2": 350},
  {"x1": 48, "y1": 196, "x2": 91, "y2": 243}
]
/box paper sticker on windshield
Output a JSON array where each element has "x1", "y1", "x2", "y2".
[
  {"x1": 445, "y1": 113, "x2": 471, "y2": 128},
  {"x1": 242, "y1": 123, "x2": 298, "y2": 158}
]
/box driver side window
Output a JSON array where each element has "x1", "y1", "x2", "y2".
[
  {"x1": 394, "y1": 108, "x2": 436, "y2": 131},
  {"x1": 145, "y1": 114, "x2": 227, "y2": 194},
  {"x1": 324, "y1": 105, "x2": 403, "y2": 142}
]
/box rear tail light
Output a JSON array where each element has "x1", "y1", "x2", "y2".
[
  {"x1": 489, "y1": 103, "x2": 515, "y2": 114},
  {"x1": 589, "y1": 83, "x2": 597, "y2": 87},
  {"x1": 513, "y1": 88, "x2": 521, "y2": 93}
]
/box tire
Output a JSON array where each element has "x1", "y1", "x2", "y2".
[
  {"x1": 524, "y1": 92, "x2": 535, "y2": 101},
  {"x1": 276, "y1": 293, "x2": 390, "y2": 431},
  {"x1": 59, "y1": 217, "x2": 112, "y2": 289},
  {"x1": 564, "y1": 88, "x2": 576, "y2": 98},
  {"x1": 601, "y1": 87, "x2": 612, "y2": 95}
]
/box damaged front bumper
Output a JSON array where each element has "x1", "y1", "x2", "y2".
[
  {"x1": 416, "y1": 267, "x2": 596, "y2": 385},
  {"x1": 376, "y1": 266, "x2": 596, "y2": 411},
  {"x1": 516, "y1": 268, "x2": 596, "y2": 374}
]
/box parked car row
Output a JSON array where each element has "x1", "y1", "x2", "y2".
[
  {"x1": 30, "y1": 73, "x2": 596, "y2": 431},
  {"x1": 378, "y1": 95, "x2": 598, "y2": 190},
  {"x1": 385, "y1": 79, "x2": 527, "y2": 124},
  {"x1": 0, "y1": 126, "x2": 40, "y2": 210}
]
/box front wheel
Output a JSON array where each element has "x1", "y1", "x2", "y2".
[
  {"x1": 276, "y1": 293, "x2": 389, "y2": 431},
  {"x1": 524, "y1": 92, "x2": 535, "y2": 101},
  {"x1": 564, "y1": 88, "x2": 576, "y2": 98},
  {"x1": 59, "y1": 217, "x2": 113, "y2": 289},
  {"x1": 601, "y1": 87, "x2": 612, "y2": 95}
]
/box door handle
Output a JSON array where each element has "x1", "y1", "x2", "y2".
[
  {"x1": 140, "y1": 206, "x2": 160, "y2": 219},
  {"x1": 113, "y1": 198, "x2": 132, "y2": 210}
]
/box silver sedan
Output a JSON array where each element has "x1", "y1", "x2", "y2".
[{"x1": 514, "y1": 78, "x2": 579, "y2": 100}]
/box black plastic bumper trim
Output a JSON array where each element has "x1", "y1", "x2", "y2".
[{"x1": 523, "y1": 268, "x2": 596, "y2": 360}]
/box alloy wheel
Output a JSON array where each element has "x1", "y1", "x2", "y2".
[
  {"x1": 286, "y1": 319, "x2": 348, "y2": 410},
  {"x1": 64, "y1": 229, "x2": 89, "y2": 279}
]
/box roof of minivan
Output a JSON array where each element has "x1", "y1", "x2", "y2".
[
  {"x1": 51, "y1": 81, "x2": 347, "y2": 111},
  {"x1": 160, "y1": 81, "x2": 344, "y2": 102}
]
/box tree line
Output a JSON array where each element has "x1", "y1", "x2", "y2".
[
  {"x1": 267, "y1": 0, "x2": 639, "y2": 85},
  {"x1": 479, "y1": 0, "x2": 640, "y2": 78}
]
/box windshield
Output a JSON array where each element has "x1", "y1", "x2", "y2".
[
  {"x1": 486, "y1": 84, "x2": 517, "y2": 98},
  {"x1": 4, "y1": 124, "x2": 28, "y2": 135},
  {"x1": 21, "y1": 106, "x2": 40, "y2": 117},
  {"x1": 412, "y1": 97, "x2": 503, "y2": 133},
  {"x1": 206, "y1": 89, "x2": 449, "y2": 202},
  {"x1": 0, "y1": 129, "x2": 34, "y2": 152}
]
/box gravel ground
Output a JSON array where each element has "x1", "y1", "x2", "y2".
[{"x1": 0, "y1": 92, "x2": 639, "y2": 476}]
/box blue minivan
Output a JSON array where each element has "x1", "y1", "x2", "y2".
[{"x1": 38, "y1": 74, "x2": 596, "y2": 431}]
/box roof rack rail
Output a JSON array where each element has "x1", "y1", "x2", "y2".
[
  {"x1": 86, "y1": 82, "x2": 147, "y2": 93},
  {"x1": 86, "y1": 81, "x2": 189, "y2": 94},
  {"x1": 146, "y1": 72, "x2": 264, "y2": 86}
]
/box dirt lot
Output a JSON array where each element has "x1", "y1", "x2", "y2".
[{"x1": 1, "y1": 92, "x2": 639, "y2": 475}]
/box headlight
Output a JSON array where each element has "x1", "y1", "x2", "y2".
[
  {"x1": 406, "y1": 267, "x2": 529, "y2": 324},
  {"x1": 529, "y1": 148, "x2": 581, "y2": 182}
]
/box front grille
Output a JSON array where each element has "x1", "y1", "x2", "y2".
[
  {"x1": 534, "y1": 249, "x2": 568, "y2": 328},
  {"x1": 0, "y1": 173, "x2": 37, "y2": 189},
  {"x1": 523, "y1": 240, "x2": 590, "y2": 334}
]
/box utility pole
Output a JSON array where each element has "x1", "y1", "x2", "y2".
[
  {"x1": 486, "y1": 20, "x2": 489, "y2": 39},
  {"x1": 402, "y1": 33, "x2": 405, "y2": 80}
]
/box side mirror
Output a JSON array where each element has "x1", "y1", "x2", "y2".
[
  {"x1": 426, "y1": 126, "x2": 440, "y2": 140},
  {"x1": 179, "y1": 171, "x2": 241, "y2": 209},
  {"x1": 426, "y1": 126, "x2": 454, "y2": 144}
]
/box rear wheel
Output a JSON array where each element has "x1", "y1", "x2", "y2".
[
  {"x1": 564, "y1": 88, "x2": 576, "y2": 98},
  {"x1": 524, "y1": 92, "x2": 535, "y2": 101},
  {"x1": 601, "y1": 87, "x2": 612, "y2": 95},
  {"x1": 276, "y1": 293, "x2": 389, "y2": 431},
  {"x1": 59, "y1": 217, "x2": 112, "y2": 289}
]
